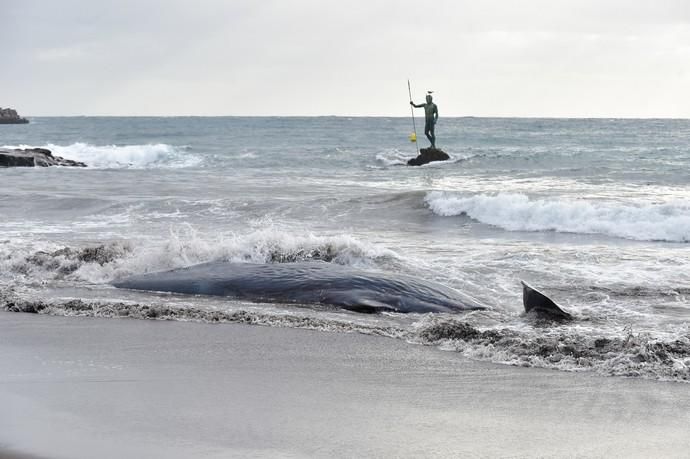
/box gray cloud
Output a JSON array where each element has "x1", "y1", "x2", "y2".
[{"x1": 3, "y1": 0, "x2": 690, "y2": 116}]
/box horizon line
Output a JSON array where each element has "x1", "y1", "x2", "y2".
[{"x1": 18, "y1": 114, "x2": 690, "y2": 121}]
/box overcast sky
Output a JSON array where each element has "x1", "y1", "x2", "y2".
[{"x1": 3, "y1": 0, "x2": 690, "y2": 117}]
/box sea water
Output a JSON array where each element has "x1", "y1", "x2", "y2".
[{"x1": 1, "y1": 116, "x2": 689, "y2": 380}]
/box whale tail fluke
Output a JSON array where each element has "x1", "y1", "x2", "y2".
[{"x1": 521, "y1": 281, "x2": 573, "y2": 321}]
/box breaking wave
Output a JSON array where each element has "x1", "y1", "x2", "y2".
[
  {"x1": 1, "y1": 228, "x2": 404, "y2": 285},
  {"x1": 3, "y1": 143, "x2": 200, "y2": 169},
  {"x1": 426, "y1": 192, "x2": 690, "y2": 242}
]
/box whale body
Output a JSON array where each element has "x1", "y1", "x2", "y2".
[
  {"x1": 113, "y1": 261, "x2": 573, "y2": 318},
  {"x1": 113, "y1": 261, "x2": 489, "y2": 314}
]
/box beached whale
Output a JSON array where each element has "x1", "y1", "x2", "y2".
[
  {"x1": 113, "y1": 261, "x2": 489, "y2": 313},
  {"x1": 113, "y1": 261, "x2": 572, "y2": 318}
]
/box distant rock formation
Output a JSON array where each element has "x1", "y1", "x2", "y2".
[
  {"x1": 407, "y1": 147, "x2": 450, "y2": 166},
  {"x1": 0, "y1": 148, "x2": 86, "y2": 167},
  {"x1": 0, "y1": 107, "x2": 29, "y2": 124}
]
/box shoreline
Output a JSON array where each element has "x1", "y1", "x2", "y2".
[{"x1": 2, "y1": 311, "x2": 690, "y2": 458}]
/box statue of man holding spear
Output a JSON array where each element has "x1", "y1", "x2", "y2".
[{"x1": 410, "y1": 91, "x2": 439, "y2": 149}]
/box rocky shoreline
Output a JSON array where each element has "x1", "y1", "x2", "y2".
[
  {"x1": 0, "y1": 148, "x2": 86, "y2": 167},
  {"x1": 0, "y1": 107, "x2": 29, "y2": 124}
]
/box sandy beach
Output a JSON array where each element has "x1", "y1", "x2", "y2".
[{"x1": 1, "y1": 310, "x2": 689, "y2": 458}]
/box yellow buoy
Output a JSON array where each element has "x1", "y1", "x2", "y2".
[{"x1": 408, "y1": 132, "x2": 417, "y2": 142}]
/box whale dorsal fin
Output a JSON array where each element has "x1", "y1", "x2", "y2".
[{"x1": 521, "y1": 281, "x2": 573, "y2": 321}]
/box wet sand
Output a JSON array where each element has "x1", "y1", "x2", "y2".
[{"x1": 1, "y1": 310, "x2": 689, "y2": 458}]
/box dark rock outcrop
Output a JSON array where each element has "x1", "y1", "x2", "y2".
[
  {"x1": 0, "y1": 148, "x2": 86, "y2": 168},
  {"x1": 0, "y1": 107, "x2": 29, "y2": 124},
  {"x1": 407, "y1": 147, "x2": 450, "y2": 166}
]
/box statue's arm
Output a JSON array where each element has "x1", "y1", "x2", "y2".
[
  {"x1": 433, "y1": 105, "x2": 439, "y2": 122},
  {"x1": 410, "y1": 102, "x2": 424, "y2": 108}
]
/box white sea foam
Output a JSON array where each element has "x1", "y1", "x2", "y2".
[
  {"x1": 92, "y1": 228, "x2": 403, "y2": 283},
  {"x1": 426, "y1": 192, "x2": 690, "y2": 242},
  {"x1": 1, "y1": 227, "x2": 403, "y2": 286},
  {"x1": 3, "y1": 143, "x2": 201, "y2": 169},
  {"x1": 375, "y1": 149, "x2": 408, "y2": 166},
  {"x1": 414, "y1": 316, "x2": 690, "y2": 382}
]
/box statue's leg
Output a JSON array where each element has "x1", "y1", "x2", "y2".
[{"x1": 425, "y1": 122, "x2": 433, "y2": 147}]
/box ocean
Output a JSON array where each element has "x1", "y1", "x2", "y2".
[{"x1": 2, "y1": 116, "x2": 689, "y2": 381}]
